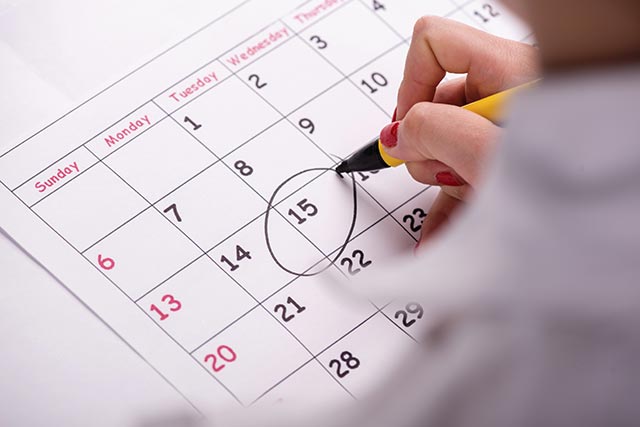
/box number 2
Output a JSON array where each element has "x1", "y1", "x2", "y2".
[{"x1": 248, "y1": 74, "x2": 267, "y2": 89}]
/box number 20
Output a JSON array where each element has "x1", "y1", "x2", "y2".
[{"x1": 204, "y1": 345, "x2": 237, "y2": 372}]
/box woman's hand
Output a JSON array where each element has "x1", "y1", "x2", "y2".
[{"x1": 382, "y1": 17, "x2": 539, "y2": 249}]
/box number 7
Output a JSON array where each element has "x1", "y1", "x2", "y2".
[{"x1": 163, "y1": 203, "x2": 182, "y2": 222}]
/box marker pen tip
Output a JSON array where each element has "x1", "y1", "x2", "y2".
[{"x1": 335, "y1": 161, "x2": 349, "y2": 174}]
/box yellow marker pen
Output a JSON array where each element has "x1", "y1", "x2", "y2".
[{"x1": 335, "y1": 81, "x2": 537, "y2": 174}]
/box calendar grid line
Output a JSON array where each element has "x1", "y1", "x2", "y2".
[
  {"x1": 0, "y1": 0, "x2": 256, "y2": 159},
  {"x1": 379, "y1": 310, "x2": 419, "y2": 343},
  {"x1": 152, "y1": 34, "x2": 418, "y2": 399},
  {"x1": 132, "y1": 165, "x2": 430, "y2": 314},
  {"x1": 260, "y1": 303, "x2": 358, "y2": 400},
  {"x1": 156, "y1": 100, "x2": 335, "y2": 268},
  {"x1": 14, "y1": 33, "x2": 403, "y2": 205},
  {"x1": 186, "y1": 246, "x2": 333, "y2": 355},
  {"x1": 0, "y1": 0, "x2": 357, "y2": 170},
  {"x1": 4, "y1": 174, "x2": 243, "y2": 406},
  {"x1": 0, "y1": 180, "x2": 207, "y2": 416},
  {"x1": 250, "y1": 357, "x2": 321, "y2": 405},
  {"x1": 252, "y1": 305, "x2": 408, "y2": 404},
  {"x1": 284, "y1": 19, "x2": 396, "y2": 121},
  {"x1": 152, "y1": 103, "x2": 364, "y2": 401},
  {"x1": 78, "y1": 138, "x2": 282, "y2": 405}
]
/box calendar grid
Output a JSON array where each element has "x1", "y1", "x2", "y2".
[
  {"x1": 22, "y1": 37, "x2": 406, "y2": 211},
  {"x1": 21, "y1": 1, "x2": 438, "y2": 404},
  {"x1": 6, "y1": 0, "x2": 352, "y2": 194},
  {"x1": 1, "y1": 0, "x2": 535, "y2": 409},
  {"x1": 0, "y1": 175, "x2": 242, "y2": 407},
  {"x1": 153, "y1": 92, "x2": 372, "y2": 400}
]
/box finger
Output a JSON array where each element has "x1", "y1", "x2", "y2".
[
  {"x1": 432, "y1": 77, "x2": 467, "y2": 106},
  {"x1": 405, "y1": 160, "x2": 465, "y2": 186},
  {"x1": 416, "y1": 190, "x2": 462, "y2": 250},
  {"x1": 396, "y1": 16, "x2": 539, "y2": 120},
  {"x1": 385, "y1": 102, "x2": 503, "y2": 185}
]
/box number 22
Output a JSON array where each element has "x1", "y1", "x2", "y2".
[{"x1": 340, "y1": 249, "x2": 372, "y2": 275}]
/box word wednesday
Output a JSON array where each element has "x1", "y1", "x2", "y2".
[
  {"x1": 103, "y1": 115, "x2": 151, "y2": 148},
  {"x1": 225, "y1": 27, "x2": 289, "y2": 67},
  {"x1": 34, "y1": 162, "x2": 80, "y2": 193}
]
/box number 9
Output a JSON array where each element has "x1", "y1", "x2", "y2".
[{"x1": 298, "y1": 118, "x2": 315, "y2": 134}]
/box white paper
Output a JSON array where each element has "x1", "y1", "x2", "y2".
[{"x1": 0, "y1": 0, "x2": 530, "y2": 416}]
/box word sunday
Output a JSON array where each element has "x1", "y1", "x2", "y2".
[
  {"x1": 103, "y1": 115, "x2": 152, "y2": 148},
  {"x1": 34, "y1": 162, "x2": 80, "y2": 193}
]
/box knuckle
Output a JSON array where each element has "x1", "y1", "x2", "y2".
[{"x1": 412, "y1": 15, "x2": 442, "y2": 37}]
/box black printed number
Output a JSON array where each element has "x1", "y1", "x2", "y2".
[
  {"x1": 163, "y1": 203, "x2": 182, "y2": 222},
  {"x1": 248, "y1": 74, "x2": 267, "y2": 89},
  {"x1": 356, "y1": 170, "x2": 379, "y2": 181},
  {"x1": 329, "y1": 351, "x2": 361, "y2": 378},
  {"x1": 184, "y1": 116, "x2": 202, "y2": 131},
  {"x1": 340, "y1": 249, "x2": 372, "y2": 275},
  {"x1": 234, "y1": 160, "x2": 254, "y2": 176},
  {"x1": 273, "y1": 296, "x2": 306, "y2": 322},
  {"x1": 288, "y1": 199, "x2": 318, "y2": 225},
  {"x1": 474, "y1": 3, "x2": 500, "y2": 23},
  {"x1": 298, "y1": 118, "x2": 315, "y2": 134},
  {"x1": 220, "y1": 245, "x2": 252, "y2": 272},
  {"x1": 402, "y1": 208, "x2": 427, "y2": 232},
  {"x1": 361, "y1": 72, "x2": 388, "y2": 94},
  {"x1": 309, "y1": 35, "x2": 328, "y2": 50},
  {"x1": 394, "y1": 302, "x2": 424, "y2": 328},
  {"x1": 372, "y1": 0, "x2": 386, "y2": 11}
]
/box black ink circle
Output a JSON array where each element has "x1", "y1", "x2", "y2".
[{"x1": 264, "y1": 168, "x2": 358, "y2": 277}]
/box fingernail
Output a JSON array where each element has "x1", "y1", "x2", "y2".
[
  {"x1": 413, "y1": 241, "x2": 421, "y2": 255},
  {"x1": 380, "y1": 121, "x2": 400, "y2": 148},
  {"x1": 435, "y1": 171, "x2": 464, "y2": 186},
  {"x1": 391, "y1": 107, "x2": 397, "y2": 122}
]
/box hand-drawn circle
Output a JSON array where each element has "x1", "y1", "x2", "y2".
[{"x1": 264, "y1": 168, "x2": 358, "y2": 277}]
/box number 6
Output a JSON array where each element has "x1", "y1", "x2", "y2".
[{"x1": 97, "y1": 254, "x2": 115, "y2": 270}]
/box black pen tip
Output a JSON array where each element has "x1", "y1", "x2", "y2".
[{"x1": 335, "y1": 161, "x2": 349, "y2": 174}]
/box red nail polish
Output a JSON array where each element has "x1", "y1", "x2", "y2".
[
  {"x1": 391, "y1": 107, "x2": 397, "y2": 122},
  {"x1": 380, "y1": 121, "x2": 399, "y2": 148},
  {"x1": 435, "y1": 171, "x2": 464, "y2": 186}
]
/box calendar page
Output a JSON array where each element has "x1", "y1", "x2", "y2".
[{"x1": 0, "y1": 0, "x2": 531, "y2": 417}]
